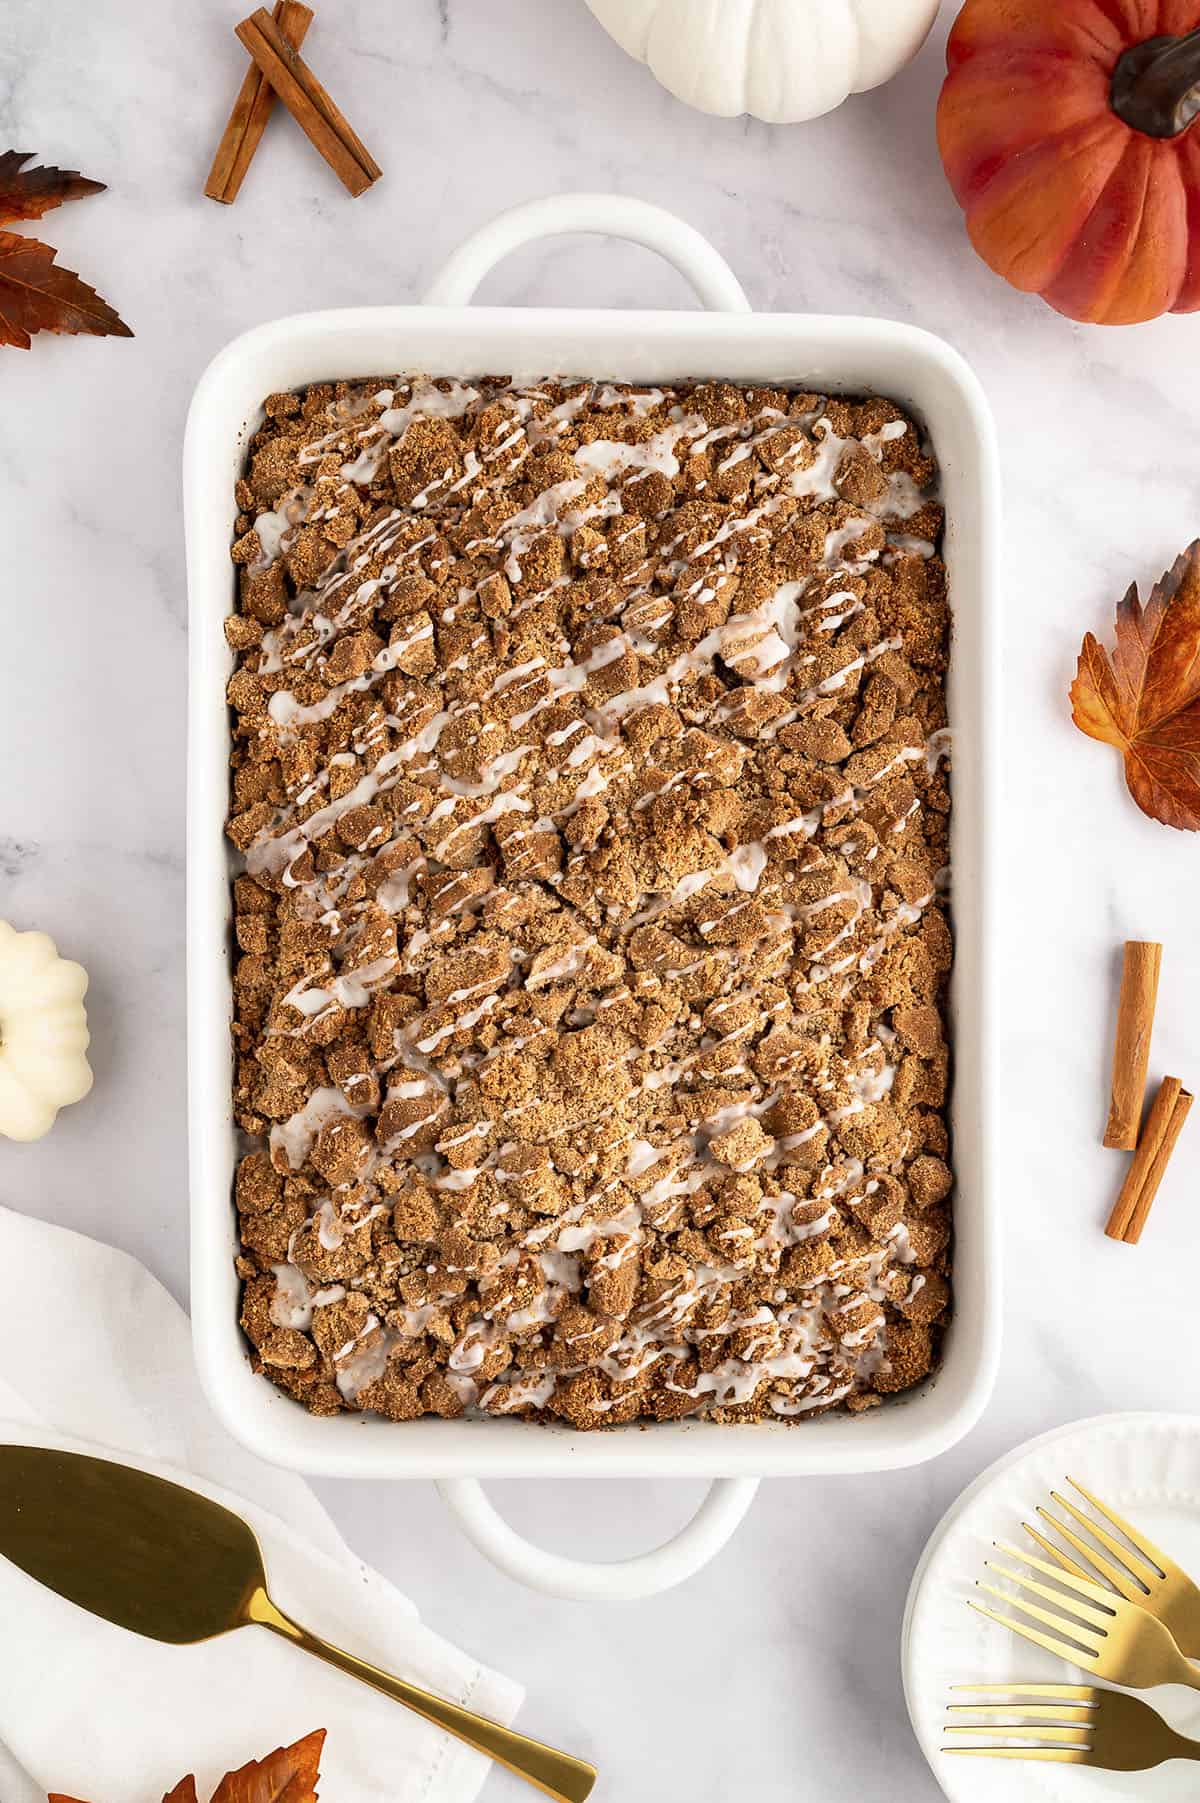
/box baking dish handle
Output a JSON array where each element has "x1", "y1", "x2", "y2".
[
  {"x1": 423, "y1": 192, "x2": 751, "y2": 314},
  {"x1": 436, "y1": 1475, "x2": 759, "y2": 1601}
]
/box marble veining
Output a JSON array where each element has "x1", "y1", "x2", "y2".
[{"x1": 3, "y1": 2, "x2": 1200, "y2": 1797}]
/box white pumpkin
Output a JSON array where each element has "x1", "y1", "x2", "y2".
[
  {"x1": 0, "y1": 921, "x2": 92, "y2": 1142},
  {"x1": 585, "y1": 0, "x2": 941, "y2": 124}
]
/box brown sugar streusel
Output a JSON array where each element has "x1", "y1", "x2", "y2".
[{"x1": 225, "y1": 375, "x2": 953, "y2": 1428}]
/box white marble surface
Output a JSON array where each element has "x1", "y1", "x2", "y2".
[{"x1": 3, "y1": 1, "x2": 1200, "y2": 1796}]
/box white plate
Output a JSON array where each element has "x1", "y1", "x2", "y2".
[{"x1": 903, "y1": 1413, "x2": 1200, "y2": 1802}]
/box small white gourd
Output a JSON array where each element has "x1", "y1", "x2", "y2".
[
  {"x1": 585, "y1": 0, "x2": 941, "y2": 124},
  {"x1": 0, "y1": 920, "x2": 93, "y2": 1141}
]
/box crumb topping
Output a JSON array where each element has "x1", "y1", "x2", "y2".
[{"x1": 226, "y1": 376, "x2": 952, "y2": 1428}]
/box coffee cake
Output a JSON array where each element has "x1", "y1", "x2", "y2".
[{"x1": 224, "y1": 376, "x2": 953, "y2": 1427}]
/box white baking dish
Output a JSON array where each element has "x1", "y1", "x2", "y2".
[{"x1": 186, "y1": 194, "x2": 1002, "y2": 1600}]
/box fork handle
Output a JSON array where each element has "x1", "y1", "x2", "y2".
[
  {"x1": 1159, "y1": 1727, "x2": 1200, "y2": 1765},
  {"x1": 247, "y1": 1587, "x2": 596, "y2": 1802}
]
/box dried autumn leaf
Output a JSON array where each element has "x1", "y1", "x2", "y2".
[
  {"x1": 0, "y1": 150, "x2": 105, "y2": 224},
  {"x1": 45, "y1": 1727, "x2": 324, "y2": 1803},
  {"x1": 0, "y1": 147, "x2": 131, "y2": 350},
  {"x1": 0, "y1": 231, "x2": 133, "y2": 350},
  {"x1": 211, "y1": 1730, "x2": 325, "y2": 1803},
  {"x1": 1071, "y1": 541, "x2": 1200, "y2": 831}
]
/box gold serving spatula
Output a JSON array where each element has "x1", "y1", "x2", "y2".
[{"x1": 0, "y1": 1444, "x2": 595, "y2": 1803}]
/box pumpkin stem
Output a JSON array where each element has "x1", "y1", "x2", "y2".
[{"x1": 1112, "y1": 26, "x2": 1200, "y2": 138}]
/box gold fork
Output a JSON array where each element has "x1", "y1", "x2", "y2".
[
  {"x1": 1024, "y1": 1474, "x2": 1200, "y2": 1659},
  {"x1": 970, "y1": 1541, "x2": 1200, "y2": 1691},
  {"x1": 944, "y1": 1684, "x2": 1200, "y2": 1770}
]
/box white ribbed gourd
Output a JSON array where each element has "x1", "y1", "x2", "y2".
[
  {"x1": 584, "y1": 0, "x2": 941, "y2": 124},
  {"x1": 0, "y1": 921, "x2": 92, "y2": 1141}
]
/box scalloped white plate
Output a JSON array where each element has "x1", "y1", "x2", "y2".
[{"x1": 903, "y1": 1414, "x2": 1200, "y2": 1802}]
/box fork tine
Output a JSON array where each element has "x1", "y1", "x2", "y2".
[
  {"x1": 1036, "y1": 1505, "x2": 1147, "y2": 1600},
  {"x1": 975, "y1": 1586, "x2": 1103, "y2": 1654},
  {"x1": 985, "y1": 1558, "x2": 1113, "y2": 1633},
  {"x1": 993, "y1": 1541, "x2": 1120, "y2": 1614},
  {"x1": 1067, "y1": 1476, "x2": 1168, "y2": 1580},
  {"x1": 942, "y1": 1748, "x2": 1089, "y2": 1763},
  {"x1": 944, "y1": 1709, "x2": 1095, "y2": 1723},
  {"x1": 1052, "y1": 1489, "x2": 1161, "y2": 1586},
  {"x1": 951, "y1": 1684, "x2": 1097, "y2": 1700},
  {"x1": 946, "y1": 1706, "x2": 1095, "y2": 1722},
  {"x1": 1024, "y1": 1519, "x2": 1092, "y2": 1582},
  {"x1": 980, "y1": 1579, "x2": 1095, "y2": 1651},
  {"x1": 968, "y1": 1598, "x2": 1099, "y2": 1665},
  {"x1": 944, "y1": 1725, "x2": 1091, "y2": 1743}
]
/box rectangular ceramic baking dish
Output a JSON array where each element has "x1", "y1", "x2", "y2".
[{"x1": 186, "y1": 195, "x2": 1001, "y2": 1599}]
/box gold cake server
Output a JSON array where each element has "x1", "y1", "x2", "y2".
[{"x1": 0, "y1": 1444, "x2": 595, "y2": 1802}]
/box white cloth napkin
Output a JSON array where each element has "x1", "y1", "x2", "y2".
[{"x1": 0, "y1": 1205, "x2": 522, "y2": 1803}]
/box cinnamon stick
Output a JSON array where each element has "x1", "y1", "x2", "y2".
[
  {"x1": 234, "y1": 8, "x2": 381, "y2": 198},
  {"x1": 1105, "y1": 1075, "x2": 1193, "y2": 1243},
  {"x1": 206, "y1": 1, "x2": 314, "y2": 204},
  {"x1": 1103, "y1": 940, "x2": 1162, "y2": 1149}
]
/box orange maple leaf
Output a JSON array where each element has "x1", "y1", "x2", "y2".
[
  {"x1": 46, "y1": 1726, "x2": 325, "y2": 1803},
  {"x1": 1070, "y1": 541, "x2": 1200, "y2": 831},
  {"x1": 0, "y1": 150, "x2": 132, "y2": 350},
  {"x1": 209, "y1": 1729, "x2": 325, "y2": 1803}
]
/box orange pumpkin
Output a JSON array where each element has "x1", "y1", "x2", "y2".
[{"x1": 938, "y1": 0, "x2": 1200, "y2": 324}]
